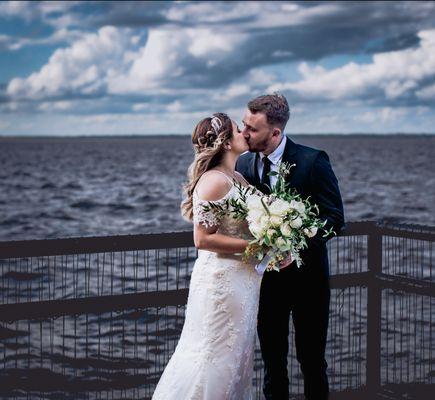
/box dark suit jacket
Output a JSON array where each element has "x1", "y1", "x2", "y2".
[{"x1": 235, "y1": 136, "x2": 345, "y2": 278}]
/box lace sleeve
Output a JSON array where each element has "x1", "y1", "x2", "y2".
[{"x1": 192, "y1": 197, "x2": 228, "y2": 229}]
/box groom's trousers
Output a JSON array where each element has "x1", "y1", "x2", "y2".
[{"x1": 257, "y1": 263, "x2": 330, "y2": 400}]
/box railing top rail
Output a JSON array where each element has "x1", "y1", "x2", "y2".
[
  {"x1": 0, "y1": 231, "x2": 194, "y2": 259},
  {"x1": 0, "y1": 220, "x2": 433, "y2": 259},
  {"x1": 377, "y1": 226, "x2": 435, "y2": 241},
  {"x1": 377, "y1": 220, "x2": 435, "y2": 233}
]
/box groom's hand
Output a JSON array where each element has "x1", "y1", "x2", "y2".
[{"x1": 278, "y1": 253, "x2": 294, "y2": 270}]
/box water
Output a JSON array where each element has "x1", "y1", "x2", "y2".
[{"x1": 1, "y1": 135, "x2": 434, "y2": 241}]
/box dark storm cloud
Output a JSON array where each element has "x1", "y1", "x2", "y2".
[
  {"x1": 77, "y1": 1, "x2": 173, "y2": 28},
  {"x1": 27, "y1": 1, "x2": 434, "y2": 63},
  {"x1": 234, "y1": 2, "x2": 435, "y2": 62},
  {"x1": 5, "y1": 2, "x2": 435, "y2": 59},
  {"x1": 119, "y1": 1, "x2": 435, "y2": 91}
]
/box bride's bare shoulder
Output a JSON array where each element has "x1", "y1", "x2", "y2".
[{"x1": 195, "y1": 170, "x2": 232, "y2": 201}]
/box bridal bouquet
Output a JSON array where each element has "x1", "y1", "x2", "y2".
[{"x1": 202, "y1": 162, "x2": 335, "y2": 272}]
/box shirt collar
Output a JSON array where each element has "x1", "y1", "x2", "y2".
[{"x1": 260, "y1": 135, "x2": 287, "y2": 165}]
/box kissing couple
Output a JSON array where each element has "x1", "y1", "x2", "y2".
[{"x1": 152, "y1": 93, "x2": 345, "y2": 400}]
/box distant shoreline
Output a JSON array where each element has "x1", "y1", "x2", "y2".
[{"x1": 1, "y1": 133, "x2": 434, "y2": 140}]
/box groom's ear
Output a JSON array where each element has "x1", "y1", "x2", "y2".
[{"x1": 272, "y1": 127, "x2": 282, "y2": 137}]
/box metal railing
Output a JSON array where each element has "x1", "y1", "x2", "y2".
[{"x1": 0, "y1": 221, "x2": 434, "y2": 399}]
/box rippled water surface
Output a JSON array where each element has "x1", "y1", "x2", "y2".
[{"x1": 1, "y1": 135, "x2": 434, "y2": 241}]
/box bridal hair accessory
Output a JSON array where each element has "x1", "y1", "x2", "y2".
[
  {"x1": 194, "y1": 115, "x2": 228, "y2": 154},
  {"x1": 210, "y1": 116, "x2": 222, "y2": 134}
]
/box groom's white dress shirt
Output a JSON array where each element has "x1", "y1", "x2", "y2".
[{"x1": 257, "y1": 135, "x2": 287, "y2": 189}]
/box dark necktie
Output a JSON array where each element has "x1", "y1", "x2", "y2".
[{"x1": 261, "y1": 156, "x2": 272, "y2": 193}]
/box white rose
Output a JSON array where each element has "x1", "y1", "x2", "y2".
[
  {"x1": 275, "y1": 237, "x2": 288, "y2": 251},
  {"x1": 269, "y1": 198, "x2": 291, "y2": 217},
  {"x1": 308, "y1": 226, "x2": 318, "y2": 237},
  {"x1": 280, "y1": 223, "x2": 292, "y2": 237},
  {"x1": 289, "y1": 200, "x2": 305, "y2": 214},
  {"x1": 267, "y1": 228, "x2": 276, "y2": 237},
  {"x1": 247, "y1": 194, "x2": 263, "y2": 211},
  {"x1": 289, "y1": 216, "x2": 303, "y2": 229},
  {"x1": 247, "y1": 209, "x2": 264, "y2": 224},
  {"x1": 250, "y1": 223, "x2": 264, "y2": 238},
  {"x1": 270, "y1": 215, "x2": 283, "y2": 227},
  {"x1": 289, "y1": 200, "x2": 298, "y2": 210},
  {"x1": 295, "y1": 201, "x2": 305, "y2": 214},
  {"x1": 260, "y1": 215, "x2": 270, "y2": 228}
]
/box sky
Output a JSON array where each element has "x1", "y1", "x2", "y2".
[{"x1": 1, "y1": 0, "x2": 435, "y2": 136}]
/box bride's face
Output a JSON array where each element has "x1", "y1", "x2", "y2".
[{"x1": 230, "y1": 120, "x2": 249, "y2": 154}]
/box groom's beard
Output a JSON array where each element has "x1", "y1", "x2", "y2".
[{"x1": 248, "y1": 137, "x2": 269, "y2": 153}]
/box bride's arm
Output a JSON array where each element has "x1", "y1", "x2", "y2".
[
  {"x1": 193, "y1": 172, "x2": 249, "y2": 254},
  {"x1": 194, "y1": 224, "x2": 248, "y2": 254}
]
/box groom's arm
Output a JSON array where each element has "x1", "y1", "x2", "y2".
[{"x1": 306, "y1": 150, "x2": 345, "y2": 247}]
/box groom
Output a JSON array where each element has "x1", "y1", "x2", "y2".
[{"x1": 236, "y1": 93, "x2": 345, "y2": 400}]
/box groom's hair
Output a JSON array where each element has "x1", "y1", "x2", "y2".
[{"x1": 247, "y1": 92, "x2": 290, "y2": 131}]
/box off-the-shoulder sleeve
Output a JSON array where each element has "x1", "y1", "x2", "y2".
[{"x1": 192, "y1": 197, "x2": 227, "y2": 229}]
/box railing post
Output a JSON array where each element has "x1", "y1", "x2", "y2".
[{"x1": 366, "y1": 222, "x2": 382, "y2": 395}]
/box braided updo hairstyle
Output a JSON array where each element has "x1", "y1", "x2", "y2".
[{"x1": 180, "y1": 112, "x2": 233, "y2": 222}]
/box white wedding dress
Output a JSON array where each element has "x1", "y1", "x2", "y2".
[{"x1": 152, "y1": 176, "x2": 262, "y2": 400}]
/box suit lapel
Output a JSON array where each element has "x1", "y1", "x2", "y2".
[
  {"x1": 251, "y1": 152, "x2": 260, "y2": 185},
  {"x1": 280, "y1": 136, "x2": 299, "y2": 189},
  {"x1": 281, "y1": 136, "x2": 298, "y2": 165},
  {"x1": 242, "y1": 152, "x2": 260, "y2": 186}
]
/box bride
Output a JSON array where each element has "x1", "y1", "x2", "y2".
[{"x1": 152, "y1": 113, "x2": 262, "y2": 399}]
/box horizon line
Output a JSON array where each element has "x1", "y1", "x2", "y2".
[{"x1": 1, "y1": 132, "x2": 434, "y2": 139}]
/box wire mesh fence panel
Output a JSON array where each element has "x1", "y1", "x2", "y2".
[
  {"x1": 0, "y1": 222, "x2": 434, "y2": 399},
  {"x1": 0, "y1": 306, "x2": 186, "y2": 400},
  {"x1": 0, "y1": 247, "x2": 197, "y2": 305}
]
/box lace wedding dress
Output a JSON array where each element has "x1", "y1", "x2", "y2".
[{"x1": 152, "y1": 177, "x2": 262, "y2": 400}]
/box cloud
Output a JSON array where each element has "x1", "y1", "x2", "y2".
[
  {"x1": 268, "y1": 29, "x2": 435, "y2": 104},
  {"x1": 416, "y1": 83, "x2": 435, "y2": 99},
  {"x1": 355, "y1": 107, "x2": 410, "y2": 124},
  {"x1": 0, "y1": 119, "x2": 10, "y2": 129},
  {"x1": 109, "y1": 26, "x2": 248, "y2": 93},
  {"x1": 5, "y1": 1, "x2": 435, "y2": 104},
  {"x1": 165, "y1": 1, "x2": 269, "y2": 26},
  {"x1": 2, "y1": 1, "x2": 435, "y2": 135},
  {"x1": 38, "y1": 100, "x2": 73, "y2": 111},
  {"x1": 111, "y1": 1, "x2": 435, "y2": 94},
  {"x1": 131, "y1": 102, "x2": 149, "y2": 112},
  {"x1": 7, "y1": 26, "x2": 141, "y2": 99},
  {"x1": 162, "y1": 1, "x2": 435, "y2": 61},
  {"x1": 224, "y1": 84, "x2": 251, "y2": 99},
  {"x1": 0, "y1": 1, "x2": 81, "y2": 25},
  {"x1": 0, "y1": 1, "x2": 37, "y2": 21},
  {"x1": 166, "y1": 100, "x2": 182, "y2": 112},
  {"x1": 0, "y1": 28, "x2": 84, "y2": 51},
  {"x1": 7, "y1": 24, "x2": 247, "y2": 100},
  {"x1": 86, "y1": 1, "x2": 171, "y2": 28},
  {"x1": 5, "y1": 2, "x2": 435, "y2": 62},
  {"x1": 0, "y1": 1, "x2": 170, "y2": 31}
]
